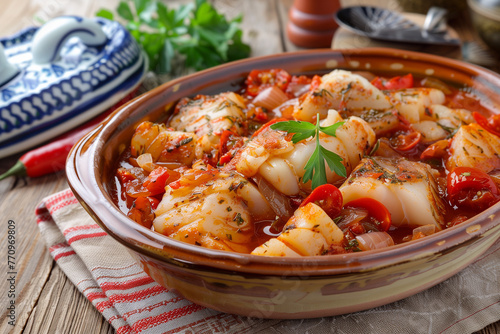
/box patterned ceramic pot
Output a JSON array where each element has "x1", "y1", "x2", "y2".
[
  {"x1": 0, "y1": 16, "x2": 147, "y2": 158},
  {"x1": 67, "y1": 48, "x2": 500, "y2": 319}
]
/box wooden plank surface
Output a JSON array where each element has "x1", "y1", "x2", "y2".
[{"x1": 0, "y1": 0, "x2": 498, "y2": 333}]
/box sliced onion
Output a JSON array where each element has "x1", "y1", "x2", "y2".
[
  {"x1": 356, "y1": 232, "x2": 394, "y2": 251},
  {"x1": 287, "y1": 83, "x2": 310, "y2": 97},
  {"x1": 253, "y1": 175, "x2": 295, "y2": 223},
  {"x1": 337, "y1": 207, "x2": 368, "y2": 230},
  {"x1": 136, "y1": 153, "x2": 155, "y2": 172},
  {"x1": 412, "y1": 224, "x2": 436, "y2": 237},
  {"x1": 253, "y1": 86, "x2": 289, "y2": 111},
  {"x1": 273, "y1": 97, "x2": 299, "y2": 118}
]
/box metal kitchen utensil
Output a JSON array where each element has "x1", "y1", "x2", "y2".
[{"x1": 334, "y1": 6, "x2": 461, "y2": 46}]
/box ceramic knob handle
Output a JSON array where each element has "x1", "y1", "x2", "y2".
[
  {"x1": 0, "y1": 44, "x2": 20, "y2": 87},
  {"x1": 32, "y1": 16, "x2": 108, "y2": 64}
]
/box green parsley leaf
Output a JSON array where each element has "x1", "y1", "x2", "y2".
[
  {"x1": 271, "y1": 115, "x2": 346, "y2": 189},
  {"x1": 97, "y1": 0, "x2": 251, "y2": 74},
  {"x1": 271, "y1": 120, "x2": 315, "y2": 143},
  {"x1": 319, "y1": 122, "x2": 344, "y2": 137},
  {"x1": 96, "y1": 9, "x2": 114, "y2": 20},
  {"x1": 117, "y1": 1, "x2": 134, "y2": 21}
]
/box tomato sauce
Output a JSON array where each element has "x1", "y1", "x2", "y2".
[{"x1": 111, "y1": 69, "x2": 500, "y2": 255}]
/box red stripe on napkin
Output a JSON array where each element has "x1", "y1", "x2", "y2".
[{"x1": 35, "y1": 189, "x2": 227, "y2": 333}]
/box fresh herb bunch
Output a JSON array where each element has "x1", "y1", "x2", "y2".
[
  {"x1": 271, "y1": 116, "x2": 346, "y2": 189},
  {"x1": 96, "y1": 0, "x2": 251, "y2": 74}
]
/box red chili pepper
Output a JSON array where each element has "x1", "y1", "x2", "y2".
[{"x1": 0, "y1": 90, "x2": 136, "y2": 180}]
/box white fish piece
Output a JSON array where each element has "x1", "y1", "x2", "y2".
[
  {"x1": 154, "y1": 169, "x2": 275, "y2": 253},
  {"x1": 169, "y1": 92, "x2": 246, "y2": 135},
  {"x1": 334, "y1": 116, "x2": 376, "y2": 171},
  {"x1": 411, "y1": 105, "x2": 473, "y2": 143},
  {"x1": 426, "y1": 104, "x2": 473, "y2": 126},
  {"x1": 251, "y1": 238, "x2": 302, "y2": 257},
  {"x1": 412, "y1": 120, "x2": 449, "y2": 143},
  {"x1": 251, "y1": 203, "x2": 344, "y2": 257},
  {"x1": 447, "y1": 123, "x2": 500, "y2": 173},
  {"x1": 168, "y1": 92, "x2": 247, "y2": 157},
  {"x1": 348, "y1": 107, "x2": 401, "y2": 135},
  {"x1": 320, "y1": 109, "x2": 344, "y2": 126},
  {"x1": 386, "y1": 88, "x2": 445, "y2": 123},
  {"x1": 413, "y1": 104, "x2": 474, "y2": 143},
  {"x1": 293, "y1": 70, "x2": 393, "y2": 122},
  {"x1": 235, "y1": 129, "x2": 294, "y2": 177},
  {"x1": 258, "y1": 157, "x2": 300, "y2": 196},
  {"x1": 236, "y1": 116, "x2": 375, "y2": 195},
  {"x1": 130, "y1": 121, "x2": 198, "y2": 165},
  {"x1": 340, "y1": 157, "x2": 445, "y2": 229}
]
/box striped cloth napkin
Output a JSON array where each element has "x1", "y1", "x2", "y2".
[{"x1": 36, "y1": 188, "x2": 500, "y2": 334}]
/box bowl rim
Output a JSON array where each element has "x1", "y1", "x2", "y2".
[{"x1": 67, "y1": 47, "x2": 500, "y2": 277}]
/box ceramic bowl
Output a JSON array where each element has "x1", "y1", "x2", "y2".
[{"x1": 67, "y1": 48, "x2": 500, "y2": 319}]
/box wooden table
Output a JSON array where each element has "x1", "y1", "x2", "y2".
[{"x1": 0, "y1": 1, "x2": 498, "y2": 333}]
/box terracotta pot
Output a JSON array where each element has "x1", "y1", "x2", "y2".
[
  {"x1": 286, "y1": 0, "x2": 341, "y2": 48},
  {"x1": 68, "y1": 48, "x2": 500, "y2": 319}
]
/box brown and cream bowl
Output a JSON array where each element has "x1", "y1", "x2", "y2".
[{"x1": 66, "y1": 48, "x2": 500, "y2": 319}]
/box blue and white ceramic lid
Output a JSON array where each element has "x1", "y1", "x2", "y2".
[{"x1": 0, "y1": 16, "x2": 147, "y2": 158}]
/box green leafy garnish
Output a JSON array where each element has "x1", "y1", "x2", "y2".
[
  {"x1": 96, "y1": 0, "x2": 251, "y2": 73},
  {"x1": 270, "y1": 115, "x2": 346, "y2": 189}
]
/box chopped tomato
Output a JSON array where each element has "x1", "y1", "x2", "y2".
[
  {"x1": 244, "y1": 69, "x2": 292, "y2": 97},
  {"x1": 147, "y1": 196, "x2": 161, "y2": 210},
  {"x1": 371, "y1": 73, "x2": 413, "y2": 90},
  {"x1": 127, "y1": 197, "x2": 155, "y2": 228},
  {"x1": 285, "y1": 75, "x2": 313, "y2": 96},
  {"x1": 473, "y1": 111, "x2": 500, "y2": 137},
  {"x1": 117, "y1": 168, "x2": 137, "y2": 185},
  {"x1": 447, "y1": 166, "x2": 500, "y2": 211},
  {"x1": 125, "y1": 179, "x2": 150, "y2": 198},
  {"x1": 300, "y1": 184, "x2": 343, "y2": 219},
  {"x1": 420, "y1": 139, "x2": 450, "y2": 160},
  {"x1": 390, "y1": 131, "x2": 421, "y2": 151},
  {"x1": 142, "y1": 167, "x2": 171, "y2": 196},
  {"x1": 309, "y1": 75, "x2": 322, "y2": 91},
  {"x1": 254, "y1": 107, "x2": 269, "y2": 122},
  {"x1": 218, "y1": 130, "x2": 246, "y2": 166},
  {"x1": 344, "y1": 198, "x2": 392, "y2": 232}
]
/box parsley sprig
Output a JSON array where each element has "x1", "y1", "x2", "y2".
[
  {"x1": 270, "y1": 115, "x2": 347, "y2": 189},
  {"x1": 97, "y1": 0, "x2": 251, "y2": 74}
]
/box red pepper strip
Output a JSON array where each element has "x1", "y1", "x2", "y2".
[
  {"x1": 299, "y1": 184, "x2": 343, "y2": 219},
  {"x1": 0, "y1": 90, "x2": 136, "y2": 180},
  {"x1": 344, "y1": 198, "x2": 392, "y2": 232}
]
